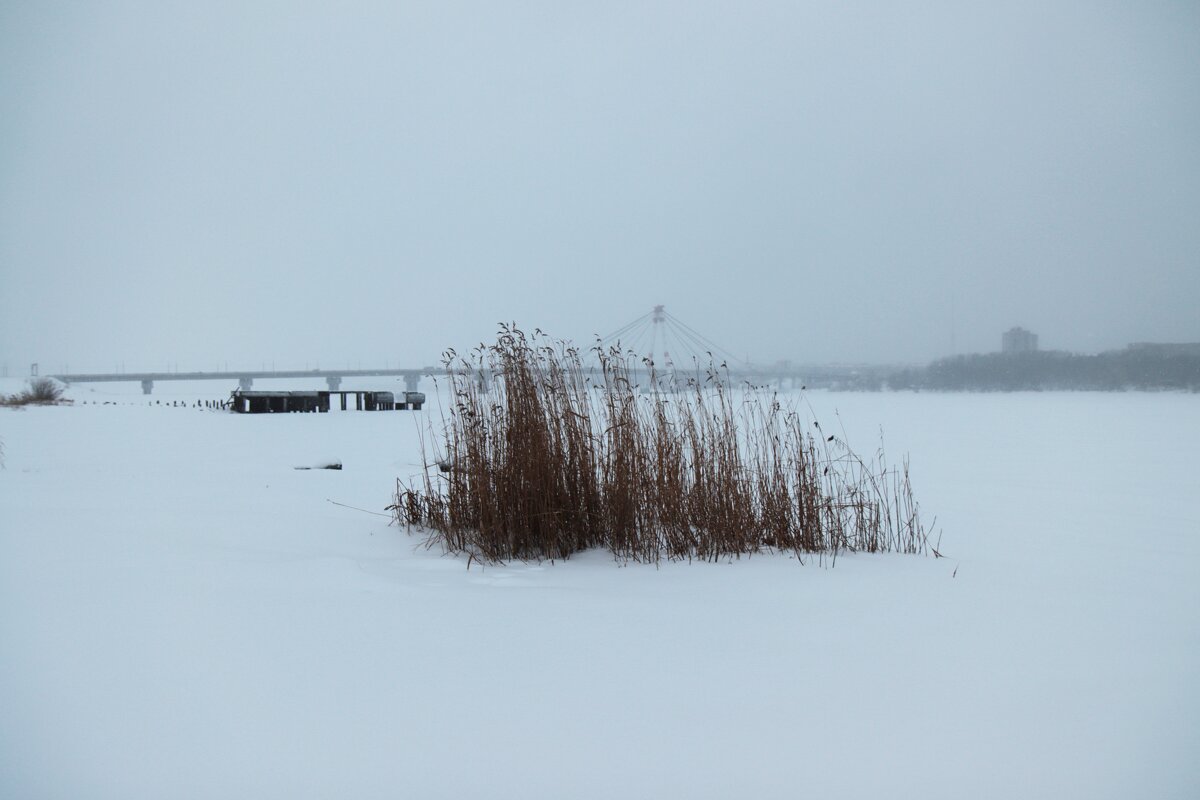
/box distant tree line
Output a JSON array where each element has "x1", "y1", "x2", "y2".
[{"x1": 888, "y1": 350, "x2": 1200, "y2": 392}]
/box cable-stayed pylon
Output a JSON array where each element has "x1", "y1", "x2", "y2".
[{"x1": 599, "y1": 305, "x2": 751, "y2": 371}]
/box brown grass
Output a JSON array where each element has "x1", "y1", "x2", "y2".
[
  {"x1": 1, "y1": 378, "x2": 68, "y2": 407},
  {"x1": 392, "y1": 326, "x2": 929, "y2": 564}
]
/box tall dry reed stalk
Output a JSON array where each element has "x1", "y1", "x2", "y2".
[{"x1": 392, "y1": 326, "x2": 929, "y2": 564}]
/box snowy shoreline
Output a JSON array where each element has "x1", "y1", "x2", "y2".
[{"x1": 2, "y1": 386, "x2": 1197, "y2": 798}]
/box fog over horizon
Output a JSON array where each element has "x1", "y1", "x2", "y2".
[{"x1": 2, "y1": 1, "x2": 1198, "y2": 376}]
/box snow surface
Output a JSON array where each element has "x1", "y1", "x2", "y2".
[{"x1": 2, "y1": 379, "x2": 1198, "y2": 799}]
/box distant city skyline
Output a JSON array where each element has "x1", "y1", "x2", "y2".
[{"x1": 8, "y1": 322, "x2": 1200, "y2": 380}]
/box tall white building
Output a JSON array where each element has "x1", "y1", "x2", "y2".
[{"x1": 1002, "y1": 327, "x2": 1038, "y2": 354}]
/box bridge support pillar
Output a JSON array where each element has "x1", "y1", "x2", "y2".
[
  {"x1": 141, "y1": 380, "x2": 153, "y2": 395},
  {"x1": 239, "y1": 377, "x2": 253, "y2": 391},
  {"x1": 403, "y1": 373, "x2": 420, "y2": 393},
  {"x1": 326, "y1": 376, "x2": 342, "y2": 391}
]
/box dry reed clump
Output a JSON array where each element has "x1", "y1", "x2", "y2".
[
  {"x1": 1, "y1": 378, "x2": 67, "y2": 407},
  {"x1": 392, "y1": 326, "x2": 929, "y2": 564}
]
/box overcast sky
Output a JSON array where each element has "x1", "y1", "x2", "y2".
[{"x1": 2, "y1": 1, "x2": 1198, "y2": 374}]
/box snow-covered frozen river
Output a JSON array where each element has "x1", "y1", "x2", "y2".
[{"x1": 2, "y1": 382, "x2": 1197, "y2": 798}]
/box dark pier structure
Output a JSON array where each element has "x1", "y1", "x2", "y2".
[{"x1": 230, "y1": 389, "x2": 425, "y2": 414}]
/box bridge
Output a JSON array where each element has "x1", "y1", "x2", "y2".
[
  {"x1": 48, "y1": 368, "x2": 436, "y2": 395},
  {"x1": 43, "y1": 307, "x2": 898, "y2": 394},
  {"x1": 48, "y1": 361, "x2": 886, "y2": 395}
]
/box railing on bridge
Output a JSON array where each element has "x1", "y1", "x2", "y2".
[{"x1": 49, "y1": 368, "x2": 438, "y2": 395}]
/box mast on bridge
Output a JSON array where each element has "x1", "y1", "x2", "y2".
[{"x1": 601, "y1": 305, "x2": 747, "y2": 372}]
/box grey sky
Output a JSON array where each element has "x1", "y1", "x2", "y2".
[{"x1": 2, "y1": 1, "x2": 1198, "y2": 373}]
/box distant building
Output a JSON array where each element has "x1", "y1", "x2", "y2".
[{"x1": 1002, "y1": 327, "x2": 1038, "y2": 354}]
